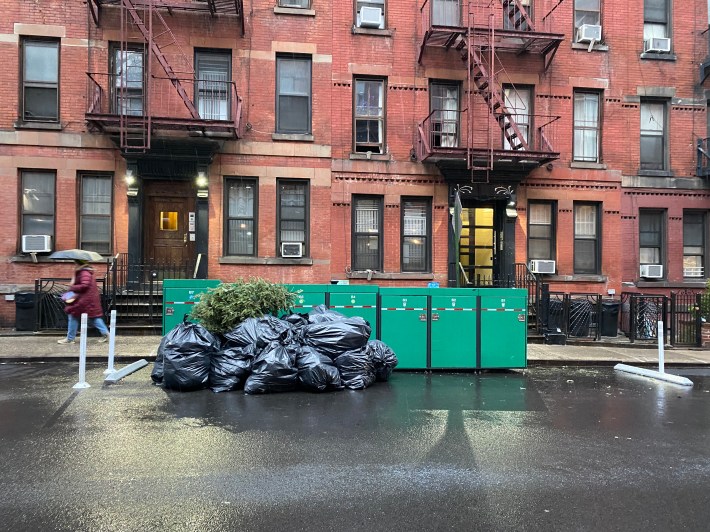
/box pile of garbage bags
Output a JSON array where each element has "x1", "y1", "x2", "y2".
[{"x1": 151, "y1": 305, "x2": 398, "y2": 394}]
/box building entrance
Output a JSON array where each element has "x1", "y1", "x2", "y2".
[{"x1": 143, "y1": 180, "x2": 196, "y2": 265}]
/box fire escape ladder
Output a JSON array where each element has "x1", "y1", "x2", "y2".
[
  {"x1": 463, "y1": 44, "x2": 529, "y2": 152},
  {"x1": 121, "y1": 0, "x2": 200, "y2": 120},
  {"x1": 501, "y1": 0, "x2": 535, "y2": 31}
]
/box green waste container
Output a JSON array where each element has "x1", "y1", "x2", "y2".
[
  {"x1": 379, "y1": 288, "x2": 429, "y2": 370},
  {"x1": 430, "y1": 288, "x2": 478, "y2": 369},
  {"x1": 284, "y1": 284, "x2": 329, "y2": 314},
  {"x1": 328, "y1": 284, "x2": 379, "y2": 339},
  {"x1": 162, "y1": 279, "x2": 221, "y2": 335},
  {"x1": 479, "y1": 288, "x2": 527, "y2": 369}
]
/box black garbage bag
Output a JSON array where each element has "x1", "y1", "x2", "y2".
[
  {"x1": 161, "y1": 320, "x2": 220, "y2": 391},
  {"x1": 282, "y1": 312, "x2": 309, "y2": 329},
  {"x1": 296, "y1": 346, "x2": 344, "y2": 392},
  {"x1": 150, "y1": 335, "x2": 169, "y2": 384},
  {"x1": 243, "y1": 342, "x2": 299, "y2": 394},
  {"x1": 223, "y1": 315, "x2": 294, "y2": 349},
  {"x1": 301, "y1": 317, "x2": 371, "y2": 359},
  {"x1": 367, "y1": 340, "x2": 398, "y2": 382},
  {"x1": 333, "y1": 346, "x2": 376, "y2": 390},
  {"x1": 209, "y1": 345, "x2": 256, "y2": 393},
  {"x1": 307, "y1": 304, "x2": 348, "y2": 324}
]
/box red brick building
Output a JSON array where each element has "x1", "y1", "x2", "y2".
[{"x1": 1, "y1": 0, "x2": 709, "y2": 328}]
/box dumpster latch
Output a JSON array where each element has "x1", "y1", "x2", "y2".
[{"x1": 432, "y1": 313, "x2": 440, "y2": 321}]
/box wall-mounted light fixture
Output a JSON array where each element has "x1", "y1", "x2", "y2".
[
  {"x1": 505, "y1": 193, "x2": 518, "y2": 218},
  {"x1": 196, "y1": 165, "x2": 209, "y2": 198},
  {"x1": 125, "y1": 162, "x2": 139, "y2": 197}
]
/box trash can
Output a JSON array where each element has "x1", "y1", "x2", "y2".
[
  {"x1": 600, "y1": 299, "x2": 620, "y2": 337},
  {"x1": 328, "y1": 284, "x2": 379, "y2": 339},
  {"x1": 547, "y1": 298, "x2": 565, "y2": 333},
  {"x1": 162, "y1": 279, "x2": 221, "y2": 334},
  {"x1": 15, "y1": 291, "x2": 36, "y2": 331},
  {"x1": 379, "y1": 288, "x2": 429, "y2": 370},
  {"x1": 568, "y1": 298, "x2": 592, "y2": 337}
]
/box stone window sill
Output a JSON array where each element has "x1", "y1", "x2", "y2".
[
  {"x1": 272, "y1": 133, "x2": 314, "y2": 142},
  {"x1": 544, "y1": 274, "x2": 607, "y2": 283},
  {"x1": 14, "y1": 121, "x2": 62, "y2": 130},
  {"x1": 570, "y1": 161, "x2": 607, "y2": 170},
  {"x1": 349, "y1": 152, "x2": 391, "y2": 161},
  {"x1": 638, "y1": 169, "x2": 673, "y2": 178},
  {"x1": 637, "y1": 280, "x2": 706, "y2": 289},
  {"x1": 352, "y1": 27, "x2": 393, "y2": 37},
  {"x1": 640, "y1": 52, "x2": 676, "y2": 61},
  {"x1": 571, "y1": 42, "x2": 609, "y2": 52},
  {"x1": 347, "y1": 271, "x2": 434, "y2": 281},
  {"x1": 274, "y1": 6, "x2": 315, "y2": 16},
  {"x1": 219, "y1": 256, "x2": 313, "y2": 266}
]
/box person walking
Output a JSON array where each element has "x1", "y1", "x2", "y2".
[{"x1": 57, "y1": 260, "x2": 109, "y2": 344}]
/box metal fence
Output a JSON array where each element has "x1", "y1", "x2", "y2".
[
  {"x1": 543, "y1": 292, "x2": 601, "y2": 340},
  {"x1": 35, "y1": 277, "x2": 108, "y2": 332},
  {"x1": 620, "y1": 293, "x2": 668, "y2": 344}
]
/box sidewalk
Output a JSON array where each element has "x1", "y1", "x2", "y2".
[{"x1": 0, "y1": 332, "x2": 708, "y2": 366}]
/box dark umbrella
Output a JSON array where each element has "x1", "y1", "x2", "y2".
[{"x1": 49, "y1": 249, "x2": 105, "y2": 262}]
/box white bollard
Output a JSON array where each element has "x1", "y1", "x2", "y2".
[
  {"x1": 73, "y1": 313, "x2": 91, "y2": 389},
  {"x1": 103, "y1": 310, "x2": 117, "y2": 375},
  {"x1": 658, "y1": 320, "x2": 665, "y2": 374}
]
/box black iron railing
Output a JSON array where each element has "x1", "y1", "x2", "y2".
[
  {"x1": 620, "y1": 293, "x2": 668, "y2": 343},
  {"x1": 34, "y1": 277, "x2": 108, "y2": 331}
]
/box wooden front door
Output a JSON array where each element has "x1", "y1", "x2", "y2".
[{"x1": 144, "y1": 181, "x2": 196, "y2": 264}]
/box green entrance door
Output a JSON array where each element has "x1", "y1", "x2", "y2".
[{"x1": 459, "y1": 206, "x2": 495, "y2": 285}]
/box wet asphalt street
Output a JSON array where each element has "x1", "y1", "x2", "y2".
[{"x1": 1, "y1": 363, "x2": 709, "y2": 532}]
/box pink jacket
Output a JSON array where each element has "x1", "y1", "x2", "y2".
[{"x1": 65, "y1": 267, "x2": 104, "y2": 318}]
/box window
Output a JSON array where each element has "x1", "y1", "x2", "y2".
[
  {"x1": 644, "y1": 0, "x2": 669, "y2": 40},
  {"x1": 401, "y1": 198, "x2": 431, "y2": 272},
  {"x1": 276, "y1": 54, "x2": 312, "y2": 134},
  {"x1": 573, "y1": 203, "x2": 600, "y2": 274},
  {"x1": 503, "y1": 0, "x2": 532, "y2": 31},
  {"x1": 21, "y1": 39, "x2": 59, "y2": 122},
  {"x1": 430, "y1": 82, "x2": 460, "y2": 148},
  {"x1": 279, "y1": 0, "x2": 310, "y2": 7},
  {"x1": 21, "y1": 171, "x2": 55, "y2": 241},
  {"x1": 225, "y1": 178, "x2": 257, "y2": 256},
  {"x1": 683, "y1": 211, "x2": 706, "y2": 278},
  {"x1": 80, "y1": 174, "x2": 112, "y2": 254},
  {"x1": 640, "y1": 100, "x2": 667, "y2": 171},
  {"x1": 503, "y1": 85, "x2": 531, "y2": 150},
  {"x1": 195, "y1": 50, "x2": 231, "y2": 121},
  {"x1": 573, "y1": 91, "x2": 601, "y2": 162},
  {"x1": 354, "y1": 78, "x2": 385, "y2": 153},
  {"x1": 356, "y1": 0, "x2": 385, "y2": 29},
  {"x1": 528, "y1": 201, "x2": 556, "y2": 261},
  {"x1": 431, "y1": 0, "x2": 461, "y2": 26},
  {"x1": 111, "y1": 46, "x2": 144, "y2": 115},
  {"x1": 277, "y1": 180, "x2": 309, "y2": 257},
  {"x1": 574, "y1": 0, "x2": 601, "y2": 30},
  {"x1": 352, "y1": 196, "x2": 383, "y2": 270},
  {"x1": 639, "y1": 210, "x2": 665, "y2": 270}
]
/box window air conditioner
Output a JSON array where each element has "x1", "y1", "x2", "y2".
[
  {"x1": 22, "y1": 235, "x2": 52, "y2": 253},
  {"x1": 529, "y1": 259, "x2": 556, "y2": 274},
  {"x1": 359, "y1": 6, "x2": 383, "y2": 28},
  {"x1": 281, "y1": 242, "x2": 303, "y2": 258},
  {"x1": 576, "y1": 24, "x2": 602, "y2": 43},
  {"x1": 640, "y1": 264, "x2": 663, "y2": 279},
  {"x1": 644, "y1": 37, "x2": 671, "y2": 53}
]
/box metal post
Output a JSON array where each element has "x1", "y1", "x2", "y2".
[
  {"x1": 658, "y1": 320, "x2": 665, "y2": 374},
  {"x1": 103, "y1": 310, "x2": 117, "y2": 376},
  {"x1": 73, "y1": 314, "x2": 91, "y2": 389}
]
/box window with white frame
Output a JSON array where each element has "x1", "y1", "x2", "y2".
[
  {"x1": 683, "y1": 211, "x2": 706, "y2": 278},
  {"x1": 80, "y1": 174, "x2": 112, "y2": 254},
  {"x1": 356, "y1": 0, "x2": 385, "y2": 29},
  {"x1": 401, "y1": 198, "x2": 431, "y2": 272},
  {"x1": 276, "y1": 54, "x2": 312, "y2": 135},
  {"x1": 644, "y1": 0, "x2": 669, "y2": 40},
  {"x1": 574, "y1": 202, "x2": 600, "y2": 274},
  {"x1": 22, "y1": 39, "x2": 59, "y2": 122},
  {"x1": 431, "y1": 0, "x2": 461, "y2": 26},
  {"x1": 503, "y1": 0, "x2": 532, "y2": 31},
  {"x1": 430, "y1": 81, "x2": 460, "y2": 148},
  {"x1": 21, "y1": 170, "x2": 55, "y2": 243},
  {"x1": 279, "y1": 0, "x2": 310, "y2": 7},
  {"x1": 639, "y1": 210, "x2": 665, "y2": 269},
  {"x1": 354, "y1": 78, "x2": 385, "y2": 153},
  {"x1": 111, "y1": 45, "x2": 144, "y2": 116},
  {"x1": 352, "y1": 196, "x2": 383, "y2": 270},
  {"x1": 225, "y1": 177, "x2": 257, "y2": 256},
  {"x1": 574, "y1": 0, "x2": 601, "y2": 30},
  {"x1": 573, "y1": 90, "x2": 601, "y2": 163},
  {"x1": 503, "y1": 85, "x2": 531, "y2": 150},
  {"x1": 528, "y1": 201, "x2": 556, "y2": 261},
  {"x1": 195, "y1": 50, "x2": 231, "y2": 121},
  {"x1": 278, "y1": 180, "x2": 309, "y2": 257},
  {"x1": 640, "y1": 100, "x2": 667, "y2": 171}
]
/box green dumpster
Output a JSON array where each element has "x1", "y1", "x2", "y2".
[
  {"x1": 162, "y1": 279, "x2": 221, "y2": 335},
  {"x1": 328, "y1": 284, "x2": 379, "y2": 339},
  {"x1": 379, "y1": 288, "x2": 429, "y2": 370},
  {"x1": 479, "y1": 288, "x2": 527, "y2": 369},
  {"x1": 284, "y1": 284, "x2": 329, "y2": 314},
  {"x1": 430, "y1": 288, "x2": 478, "y2": 369}
]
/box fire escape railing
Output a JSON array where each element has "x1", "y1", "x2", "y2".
[{"x1": 697, "y1": 138, "x2": 710, "y2": 177}]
